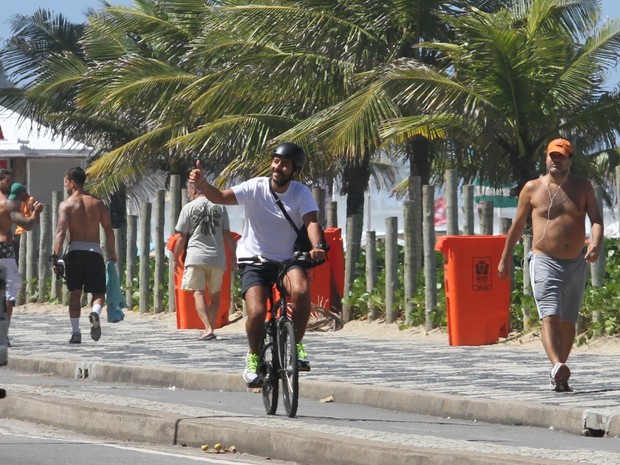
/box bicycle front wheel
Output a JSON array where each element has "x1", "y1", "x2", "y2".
[
  {"x1": 279, "y1": 320, "x2": 299, "y2": 418},
  {"x1": 260, "y1": 324, "x2": 279, "y2": 415}
]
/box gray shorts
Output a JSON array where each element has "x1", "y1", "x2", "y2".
[{"x1": 528, "y1": 252, "x2": 586, "y2": 324}]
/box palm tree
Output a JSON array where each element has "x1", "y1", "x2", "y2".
[
  {"x1": 168, "y1": 0, "x2": 507, "y2": 261},
  {"x1": 378, "y1": 0, "x2": 620, "y2": 193}
]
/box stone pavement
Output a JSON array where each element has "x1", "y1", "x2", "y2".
[{"x1": 4, "y1": 305, "x2": 620, "y2": 437}]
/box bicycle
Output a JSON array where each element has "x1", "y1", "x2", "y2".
[{"x1": 238, "y1": 252, "x2": 321, "y2": 418}]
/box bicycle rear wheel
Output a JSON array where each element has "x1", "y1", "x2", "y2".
[
  {"x1": 279, "y1": 320, "x2": 299, "y2": 417},
  {"x1": 260, "y1": 324, "x2": 279, "y2": 415}
]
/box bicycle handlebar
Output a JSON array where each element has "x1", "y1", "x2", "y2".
[{"x1": 238, "y1": 251, "x2": 324, "y2": 269}]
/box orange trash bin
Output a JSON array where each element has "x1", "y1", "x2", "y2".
[
  {"x1": 166, "y1": 233, "x2": 233, "y2": 330},
  {"x1": 435, "y1": 235, "x2": 510, "y2": 346},
  {"x1": 308, "y1": 227, "x2": 345, "y2": 313}
]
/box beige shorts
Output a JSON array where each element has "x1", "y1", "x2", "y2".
[{"x1": 181, "y1": 264, "x2": 225, "y2": 292}]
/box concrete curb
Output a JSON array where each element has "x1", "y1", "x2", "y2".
[
  {"x1": 7, "y1": 354, "x2": 618, "y2": 437},
  {"x1": 0, "y1": 392, "x2": 580, "y2": 465}
]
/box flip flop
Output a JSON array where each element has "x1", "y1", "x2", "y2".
[{"x1": 199, "y1": 333, "x2": 217, "y2": 341}]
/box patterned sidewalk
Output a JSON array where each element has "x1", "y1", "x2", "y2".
[{"x1": 6, "y1": 305, "x2": 620, "y2": 417}]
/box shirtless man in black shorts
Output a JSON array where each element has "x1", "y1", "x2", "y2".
[
  {"x1": 53, "y1": 167, "x2": 117, "y2": 344},
  {"x1": 0, "y1": 169, "x2": 42, "y2": 346}
]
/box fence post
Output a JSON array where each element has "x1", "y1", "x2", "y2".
[
  {"x1": 17, "y1": 233, "x2": 27, "y2": 305},
  {"x1": 139, "y1": 202, "x2": 151, "y2": 313},
  {"x1": 617, "y1": 166, "x2": 620, "y2": 242},
  {"x1": 423, "y1": 185, "x2": 437, "y2": 330},
  {"x1": 478, "y1": 201, "x2": 494, "y2": 235},
  {"x1": 500, "y1": 218, "x2": 512, "y2": 234},
  {"x1": 154, "y1": 189, "x2": 165, "y2": 313},
  {"x1": 446, "y1": 169, "x2": 459, "y2": 235},
  {"x1": 342, "y1": 214, "x2": 362, "y2": 323},
  {"x1": 385, "y1": 216, "x2": 398, "y2": 324},
  {"x1": 125, "y1": 215, "x2": 138, "y2": 310},
  {"x1": 50, "y1": 191, "x2": 62, "y2": 302},
  {"x1": 522, "y1": 232, "x2": 532, "y2": 330},
  {"x1": 25, "y1": 227, "x2": 38, "y2": 303},
  {"x1": 326, "y1": 201, "x2": 338, "y2": 229},
  {"x1": 590, "y1": 186, "x2": 605, "y2": 324},
  {"x1": 61, "y1": 187, "x2": 69, "y2": 306},
  {"x1": 168, "y1": 175, "x2": 182, "y2": 313},
  {"x1": 312, "y1": 187, "x2": 326, "y2": 228},
  {"x1": 403, "y1": 201, "x2": 416, "y2": 326},
  {"x1": 462, "y1": 185, "x2": 474, "y2": 235},
  {"x1": 37, "y1": 206, "x2": 51, "y2": 302},
  {"x1": 114, "y1": 222, "x2": 126, "y2": 284},
  {"x1": 365, "y1": 230, "x2": 378, "y2": 321}
]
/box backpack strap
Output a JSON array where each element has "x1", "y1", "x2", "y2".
[{"x1": 269, "y1": 184, "x2": 302, "y2": 235}]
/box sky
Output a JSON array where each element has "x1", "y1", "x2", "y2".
[{"x1": 1, "y1": 0, "x2": 619, "y2": 88}]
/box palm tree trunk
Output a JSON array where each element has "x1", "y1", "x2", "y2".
[{"x1": 341, "y1": 151, "x2": 371, "y2": 281}]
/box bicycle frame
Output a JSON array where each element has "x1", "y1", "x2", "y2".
[{"x1": 239, "y1": 252, "x2": 319, "y2": 417}]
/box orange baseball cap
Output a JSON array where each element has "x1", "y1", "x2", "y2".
[{"x1": 546, "y1": 138, "x2": 573, "y2": 157}]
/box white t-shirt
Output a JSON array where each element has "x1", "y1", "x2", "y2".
[
  {"x1": 175, "y1": 197, "x2": 230, "y2": 270},
  {"x1": 232, "y1": 177, "x2": 318, "y2": 261}
]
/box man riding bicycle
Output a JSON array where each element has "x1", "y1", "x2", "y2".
[{"x1": 189, "y1": 143, "x2": 327, "y2": 386}]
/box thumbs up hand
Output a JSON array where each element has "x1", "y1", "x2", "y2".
[{"x1": 189, "y1": 160, "x2": 204, "y2": 186}]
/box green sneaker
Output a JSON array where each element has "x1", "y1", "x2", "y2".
[
  {"x1": 296, "y1": 342, "x2": 310, "y2": 372},
  {"x1": 243, "y1": 352, "x2": 260, "y2": 385}
]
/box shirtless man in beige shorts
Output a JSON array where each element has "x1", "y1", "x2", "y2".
[
  {"x1": 498, "y1": 138, "x2": 603, "y2": 392},
  {"x1": 53, "y1": 167, "x2": 117, "y2": 344}
]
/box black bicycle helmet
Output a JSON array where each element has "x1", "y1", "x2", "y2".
[{"x1": 272, "y1": 142, "x2": 306, "y2": 172}]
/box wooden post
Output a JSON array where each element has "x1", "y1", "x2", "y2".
[
  {"x1": 61, "y1": 187, "x2": 69, "y2": 306},
  {"x1": 50, "y1": 191, "x2": 62, "y2": 301},
  {"x1": 385, "y1": 216, "x2": 398, "y2": 324},
  {"x1": 423, "y1": 185, "x2": 437, "y2": 330},
  {"x1": 500, "y1": 218, "x2": 512, "y2": 235},
  {"x1": 342, "y1": 214, "x2": 361, "y2": 323},
  {"x1": 365, "y1": 230, "x2": 378, "y2": 321},
  {"x1": 478, "y1": 201, "x2": 494, "y2": 235},
  {"x1": 37, "y1": 206, "x2": 51, "y2": 302},
  {"x1": 114, "y1": 223, "x2": 126, "y2": 284},
  {"x1": 312, "y1": 187, "x2": 326, "y2": 228},
  {"x1": 591, "y1": 186, "x2": 605, "y2": 323},
  {"x1": 403, "y1": 201, "x2": 416, "y2": 326},
  {"x1": 168, "y1": 174, "x2": 182, "y2": 313},
  {"x1": 25, "y1": 228, "x2": 38, "y2": 303},
  {"x1": 590, "y1": 186, "x2": 605, "y2": 287},
  {"x1": 446, "y1": 169, "x2": 459, "y2": 235},
  {"x1": 139, "y1": 203, "x2": 151, "y2": 313},
  {"x1": 617, "y1": 166, "x2": 620, "y2": 244},
  {"x1": 181, "y1": 188, "x2": 188, "y2": 209},
  {"x1": 154, "y1": 189, "x2": 165, "y2": 313},
  {"x1": 125, "y1": 214, "x2": 138, "y2": 310},
  {"x1": 462, "y1": 185, "x2": 474, "y2": 235},
  {"x1": 16, "y1": 233, "x2": 27, "y2": 305},
  {"x1": 326, "y1": 201, "x2": 338, "y2": 229},
  {"x1": 522, "y1": 233, "x2": 532, "y2": 330}
]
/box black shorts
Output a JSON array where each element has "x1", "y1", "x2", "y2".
[
  {"x1": 239, "y1": 263, "x2": 304, "y2": 297},
  {"x1": 65, "y1": 250, "x2": 106, "y2": 294}
]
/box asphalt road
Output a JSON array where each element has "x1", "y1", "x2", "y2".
[{"x1": 2, "y1": 369, "x2": 620, "y2": 465}]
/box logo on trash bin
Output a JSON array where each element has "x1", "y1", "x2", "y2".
[{"x1": 473, "y1": 257, "x2": 492, "y2": 291}]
